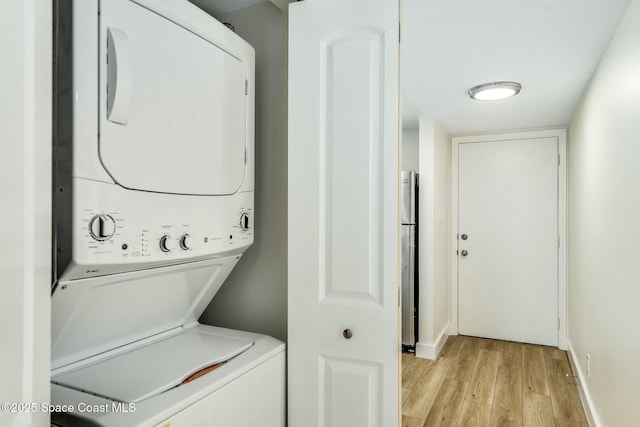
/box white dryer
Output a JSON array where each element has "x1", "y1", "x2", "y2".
[{"x1": 51, "y1": 0, "x2": 284, "y2": 425}]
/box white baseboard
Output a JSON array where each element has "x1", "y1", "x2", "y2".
[
  {"x1": 415, "y1": 325, "x2": 449, "y2": 360},
  {"x1": 567, "y1": 339, "x2": 601, "y2": 427}
]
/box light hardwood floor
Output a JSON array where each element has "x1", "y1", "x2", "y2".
[{"x1": 402, "y1": 335, "x2": 589, "y2": 427}]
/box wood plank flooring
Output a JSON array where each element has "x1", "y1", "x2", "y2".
[{"x1": 402, "y1": 336, "x2": 588, "y2": 427}]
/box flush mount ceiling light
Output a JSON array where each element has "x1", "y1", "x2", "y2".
[{"x1": 468, "y1": 81, "x2": 522, "y2": 101}]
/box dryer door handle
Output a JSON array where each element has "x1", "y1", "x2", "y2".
[{"x1": 106, "y1": 28, "x2": 132, "y2": 125}]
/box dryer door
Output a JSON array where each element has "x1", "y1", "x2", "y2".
[{"x1": 99, "y1": 0, "x2": 248, "y2": 195}]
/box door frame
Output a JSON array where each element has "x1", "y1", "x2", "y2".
[
  {"x1": 2, "y1": 1, "x2": 52, "y2": 426},
  {"x1": 450, "y1": 129, "x2": 568, "y2": 350}
]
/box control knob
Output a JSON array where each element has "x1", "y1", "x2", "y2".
[
  {"x1": 239, "y1": 212, "x2": 251, "y2": 231},
  {"x1": 179, "y1": 234, "x2": 193, "y2": 250},
  {"x1": 89, "y1": 214, "x2": 116, "y2": 241},
  {"x1": 159, "y1": 235, "x2": 175, "y2": 252}
]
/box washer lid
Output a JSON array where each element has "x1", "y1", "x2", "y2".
[
  {"x1": 52, "y1": 327, "x2": 253, "y2": 403},
  {"x1": 51, "y1": 256, "x2": 240, "y2": 370},
  {"x1": 99, "y1": 0, "x2": 248, "y2": 195}
]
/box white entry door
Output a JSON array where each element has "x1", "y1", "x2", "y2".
[
  {"x1": 288, "y1": 0, "x2": 400, "y2": 426},
  {"x1": 456, "y1": 132, "x2": 563, "y2": 347}
]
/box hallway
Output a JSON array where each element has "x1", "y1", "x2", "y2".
[{"x1": 402, "y1": 335, "x2": 588, "y2": 427}]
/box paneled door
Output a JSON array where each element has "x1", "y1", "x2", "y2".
[
  {"x1": 288, "y1": 0, "x2": 400, "y2": 426},
  {"x1": 455, "y1": 132, "x2": 564, "y2": 347}
]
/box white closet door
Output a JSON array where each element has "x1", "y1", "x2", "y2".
[{"x1": 288, "y1": 0, "x2": 400, "y2": 426}]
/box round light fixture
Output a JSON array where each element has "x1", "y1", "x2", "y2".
[{"x1": 468, "y1": 81, "x2": 522, "y2": 101}]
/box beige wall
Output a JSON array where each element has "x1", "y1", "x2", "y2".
[
  {"x1": 568, "y1": 0, "x2": 640, "y2": 425},
  {"x1": 416, "y1": 116, "x2": 451, "y2": 359},
  {"x1": 200, "y1": 2, "x2": 288, "y2": 342},
  {"x1": 402, "y1": 128, "x2": 419, "y2": 172}
]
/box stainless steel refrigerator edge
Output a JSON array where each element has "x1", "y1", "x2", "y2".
[{"x1": 401, "y1": 171, "x2": 418, "y2": 350}]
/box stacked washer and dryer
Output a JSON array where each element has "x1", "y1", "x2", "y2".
[{"x1": 51, "y1": 0, "x2": 285, "y2": 425}]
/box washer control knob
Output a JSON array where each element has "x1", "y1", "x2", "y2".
[
  {"x1": 159, "y1": 235, "x2": 174, "y2": 252},
  {"x1": 89, "y1": 214, "x2": 116, "y2": 241},
  {"x1": 239, "y1": 213, "x2": 250, "y2": 231},
  {"x1": 179, "y1": 234, "x2": 193, "y2": 250}
]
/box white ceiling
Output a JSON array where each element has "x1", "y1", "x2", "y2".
[{"x1": 402, "y1": 0, "x2": 631, "y2": 133}]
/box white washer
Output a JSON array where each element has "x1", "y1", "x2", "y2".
[
  {"x1": 51, "y1": 0, "x2": 284, "y2": 425},
  {"x1": 50, "y1": 260, "x2": 284, "y2": 426}
]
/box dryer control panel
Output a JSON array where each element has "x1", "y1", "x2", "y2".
[{"x1": 56, "y1": 180, "x2": 254, "y2": 281}]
